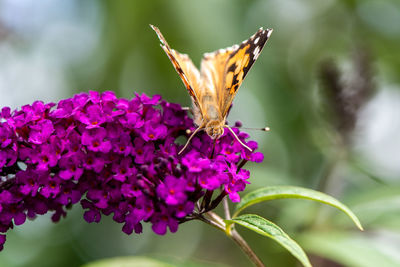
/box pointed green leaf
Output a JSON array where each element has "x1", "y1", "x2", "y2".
[
  {"x1": 226, "y1": 214, "x2": 312, "y2": 267},
  {"x1": 234, "y1": 186, "x2": 363, "y2": 230}
]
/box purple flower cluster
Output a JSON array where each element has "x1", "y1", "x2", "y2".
[{"x1": 0, "y1": 91, "x2": 263, "y2": 251}]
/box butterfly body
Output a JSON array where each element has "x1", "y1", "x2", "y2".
[
  {"x1": 195, "y1": 90, "x2": 225, "y2": 139},
  {"x1": 150, "y1": 25, "x2": 272, "y2": 152}
]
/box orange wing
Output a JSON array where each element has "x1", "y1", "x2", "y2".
[
  {"x1": 200, "y1": 48, "x2": 233, "y2": 100},
  {"x1": 150, "y1": 25, "x2": 203, "y2": 118},
  {"x1": 201, "y1": 28, "x2": 273, "y2": 118}
]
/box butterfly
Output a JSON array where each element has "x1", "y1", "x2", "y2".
[{"x1": 150, "y1": 25, "x2": 273, "y2": 154}]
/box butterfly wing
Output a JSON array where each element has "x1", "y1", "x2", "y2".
[
  {"x1": 151, "y1": 25, "x2": 204, "y2": 122},
  {"x1": 201, "y1": 28, "x2": 273, "y2": 119},
  {"x1": 200, "y1": 49, "x2": 232, "y2": 103}
]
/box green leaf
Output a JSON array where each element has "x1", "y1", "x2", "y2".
[
  {"x1": 234, "y1": 186, "x2": 363, "y2": 230},
  {"x1": 298, "y1": 230, "x2": 400, "y2": 267},
  {"x1": 81, "y1": 256, "x2": 228, "y2": 267},
  {"x1": 336, "y1": 185, "x2": 400, "y2": 228},
  {"x1": 226, "y1": 214, "x2": 312, "y2": 267},
  {"x1": 82, "y1": 256, "x2": 174, "y2": 267}
]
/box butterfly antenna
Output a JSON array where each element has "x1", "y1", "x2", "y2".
[
  {"x1": 226, "y1": 126, "x2": 252, "y2": 152},
  {"x1": 178, "y1": 127, "x2": 203, "y2": 155},
  {"x1": 234, "y1": 126, "x2": 270, "y2": 132}
]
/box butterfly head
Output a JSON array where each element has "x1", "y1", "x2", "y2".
[{"x1": 205, "y1": 120, "x2": 225, "y2": 139}]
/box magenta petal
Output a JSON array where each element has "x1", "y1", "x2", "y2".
[
  {"x1": 14, "y1": 212, "x2": 26, "y2": 225},
  {"x1": 152, "y1": 220, "x2": 167, "y2": 235}
]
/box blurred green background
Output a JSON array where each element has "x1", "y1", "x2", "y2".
[{"x1": 1, "y1": 0, "x2": 400, "y2": 266}]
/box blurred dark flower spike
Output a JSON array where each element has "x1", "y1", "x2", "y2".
[
  {"x1": 0, "y1": 19, "x2": 12, "y2": 42},
  {"x1": 318, "y1": 48, "x2": 375, "y2": 142},
  {"x1": 0, "y1": 91, "x2": 263, "y2": 251}
]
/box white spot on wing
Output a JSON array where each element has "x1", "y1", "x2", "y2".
[
  {"x1": 254, "y1": 37, "x2": 260, "y2": 44},
  {"x1": 253, "y1": 46, "x2": 261, "y2": 60},
  {"x1": 266, "y1": 29, "x2": 273, "y2": 38},
  {"x1": 227, "y1": 44, "x2": 239, "y2": 51}
]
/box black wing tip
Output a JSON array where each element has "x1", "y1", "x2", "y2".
[
  {"x1": 257, "y1": 27, "x2": 273, "y2": 36},
  {"x1": 265, "y1": 28, "x2": 273, "y2": 37}
]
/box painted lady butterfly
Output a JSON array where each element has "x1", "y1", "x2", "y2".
[{"x1": 151, "y1": 25, "x2": 273, "y2": 153}]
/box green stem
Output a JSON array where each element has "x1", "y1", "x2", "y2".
[
  {"x1": 223, "y1": 197, "x2": 231, "y2": 220},
  {"x1": 202, "y1": 212, "x2": 265, "y2": 267},
  {"x1": 229, "y1": 228, "x2": 265, "y2": 267}
]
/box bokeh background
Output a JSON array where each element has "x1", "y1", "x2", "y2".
[{"x1": 1, "y1": 0, "x2": 400, "y2": 266}]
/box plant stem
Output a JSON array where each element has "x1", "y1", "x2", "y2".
[
  {"x1": 223, "y1": 197, "x2": 231, "y2": 220},
  {"x1": 195, "y1": 213, "x2": 225, "y2": 231},
  {"x1": 207, "y1": 190, "x2": 227, "y2": 211},
  {"x1": 229, "y1": 228, "x2": 265, "y2": 267},
  {"x1": 203, "y1": 211, "x2": 265, "y2": 267}
]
